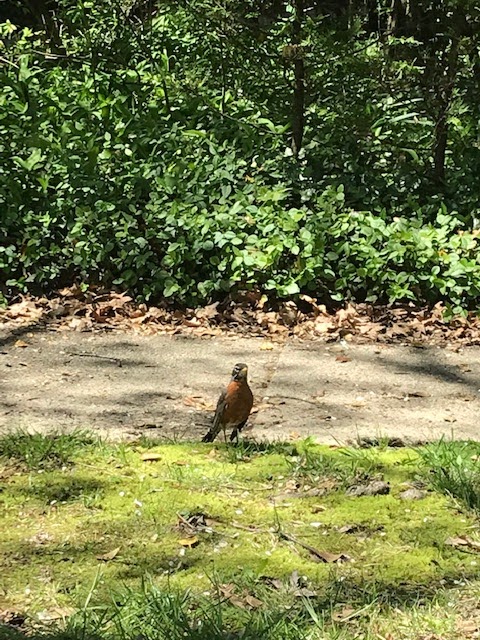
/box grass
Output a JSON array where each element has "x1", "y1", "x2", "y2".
[
  {"x1": 0, "y1": 431, "x2": 96, "y2": 470},
  {"x1": 0, "y1": 432, "x2": 480, "y2": 639},
  {"x1": 418, "y1": 439, "x2": 480, "y2": 511}
]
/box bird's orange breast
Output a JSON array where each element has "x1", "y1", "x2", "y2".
[{"x1": 222, "y1": 380, "x2": 253, "y2": 426}]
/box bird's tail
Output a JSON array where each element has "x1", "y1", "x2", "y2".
[{"x1": 202, "y1": 414, "x2": 222, "y2": 443}]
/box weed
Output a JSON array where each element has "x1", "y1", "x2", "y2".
[
  {"x1": 339, "y1": 447, "x2": 386, "y2": 477},
  {"x1": 223, "y1": 439, "x2": 297, "y2": 464},
  {"x1": 0, "y1": 431, "x2": 96, "y2": 470},
  {"x1": 61, "y1": 581, "x2": 313, "y2": 640},
  {"x1": 418, "y1": 439, "x2": 480, "y2": 512}
]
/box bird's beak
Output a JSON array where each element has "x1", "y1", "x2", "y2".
[{"x1": 240, "y1": 365, "x2": 248, "y2": 376}]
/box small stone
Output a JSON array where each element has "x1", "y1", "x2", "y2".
[
  {"x1": 399, "y1": 488, "x2": 427, "y2": 501},
  {"x1": 346, "y1": 480, "x2": 390, "y2": 497}
]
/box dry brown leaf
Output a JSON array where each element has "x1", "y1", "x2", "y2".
[
  {"x1": 298, "y1": 294, "x2": 322, "y2": 314},
  {"x1": 244, "y1": 595, "x2": 263, "y2": 609},
  {"x1": 311, "y1": 504, "x2": 327, "y2": 513},
  {"x1": 183, "y1": 396, "x2": 214, "y2": 411},
  {"x1": 456, "y1": 620, "x2": 479, "y2": 635},
  {"x1": 219, "y1": 584, "x2": 247, "y2": 608},
  {"x1": 446, "y1": 536, "x2": 480, "y2": 550},
  {"x1": 219, "y1": 583, "x2": 235, "y2": 596},
  {"x1": 332, "y1": 606, "x2": 357, "y2": 622},
  {"x1": 37, "y1": 607, "x2": 76, "y2": 621},
  {"x1": 195, "y1": 302, "x2": 220, "y2": 320},
  {"x1": 141, "y1": 452, "x2": 162, "y2": 462},
  {"x1": 58, "y1": 285, "x2": 83, "y2": 298},
  {"x1": 314, "y1": 318, "x2": 336, "y2": 334},
  {"x1": 219, "y1": 584, "x2": 262, "y2": 610},
  {"x1": 260, "y1": 576, "x2": 284, "y2": 591},
  {"x1": 97, "y1": 547, "x2": 120, "y2": 562},
  {"x1": 184, "y1": 318, "x2": 201, "y2": 328},
  {"x1": 14, "y1": 340, "x2": 28, "y2": 348},
  {"x1": 311, "y1": 549, "x2": 349, "y2": 563},
  {"x1": 335, "y1": 354, "x2": 350, "y2": 363},
  {"x1": 0, "y1": 610, "x2": 26, "y2": 627}
]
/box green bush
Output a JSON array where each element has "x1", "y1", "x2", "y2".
[{"x1": 1, "y1": 17, "x2": 480, "y2": 311}]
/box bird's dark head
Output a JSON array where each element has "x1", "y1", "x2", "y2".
[{"x1": 231, "y1": 362, "x2": 248, "y2": 381}]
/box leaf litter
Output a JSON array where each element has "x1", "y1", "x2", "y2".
[{"x1": 3, "y1": 289, "x2": 480, "y2": 347}]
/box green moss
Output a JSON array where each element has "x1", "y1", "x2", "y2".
[{"x1": 0, "y1": 437, "x2": 479, "y2": 624}]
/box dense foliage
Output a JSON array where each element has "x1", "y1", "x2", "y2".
[{"x1": 1, "y1": 1, "x2": 480, "y2": 311}]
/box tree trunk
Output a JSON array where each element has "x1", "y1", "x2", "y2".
[
  {"x1": 433, "y1": 39, "x2": 459, "y2": 185},
  {"x1": 291, "y1": 0, "x2": 305, "y2": 158},
  {"x1": 23, "y1": 0, "x2": 64, "y2": 52}
]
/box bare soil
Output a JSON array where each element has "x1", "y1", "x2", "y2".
[{"x1": 1, "y1": 325, "x2": 479, "y2": 444}]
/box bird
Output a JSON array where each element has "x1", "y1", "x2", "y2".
[{"x1": 202, "y1": 363, "x2": 254, "y2": 443}]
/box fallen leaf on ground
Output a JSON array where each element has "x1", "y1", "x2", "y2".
[
  {"x1": 184, "y1": 318, "x2": 201, "y2": 328},
  {"x1": 0, "y1": 610, "x2": 26, "y2": 627},
  {"x1": 183, "y1": 396, "x2": 214, "y2": 411},
  {"x1": 178, "y1": 537, "x2": 199, "y2": 548},
  {"x1": 96, "y1": 547, "x2": 120, "y2": 562},
  {"x1": 446, "y1": 536, "x2": 480, "y2": 551},
  {"x1": 335, "y1": 354, "x2": 350, "y2": 363},
  {"x1": 219, "y1": 584, "x2": 246, "y2": 608},
  {"x1": 456, "y1": 620, "x2": 479, "y2": 636},
  {"x1": 195, "y1": 302, "x2": 220, "y2": 320},
  {"x1": 37, "y1": 607, "x2": 76, "y2": 621},
  {"x1": 259, "y1": 576, "x2": 283, "y2": 591},
  {"x1": 311, "y1": 504, "x2": 327, "y2": 513},
  {"x1": 332, "y1": 606, "x2": 358, "y2": 622},
  {"x1": 219, "y1": 584, "x2": 263, "y2": 610},
  {"x1": 141, "y1": 452, "x2": 162, "y2": 462},
  {"x1": 244, "y1": 595, "x2": 263, "y2": 608},
  {"x1": 6, "y1": 292, "x2": 480, "y2": 347},
  {"x1": 14, "y1": 340, "x2": 28, "y2": 348},
  {"x1": 177, "y1": 512, "x2": 216, "y2": 534}
]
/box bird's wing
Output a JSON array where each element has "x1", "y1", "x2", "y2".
[{"x1": 201, "y1": 389, "x2": 227, "y2": 443}]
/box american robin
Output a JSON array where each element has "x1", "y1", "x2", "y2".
[{"x1": 202, "y1": 363, "x2": 254, "y2": 443}]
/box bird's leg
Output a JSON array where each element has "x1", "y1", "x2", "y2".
[{"x1": 223, "y1": 427, "x2": 228, "y2": 444}]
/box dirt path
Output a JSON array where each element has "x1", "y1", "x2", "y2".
[{"x1": 1, "y1": 327, "x2": 479, "y2": 443}]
